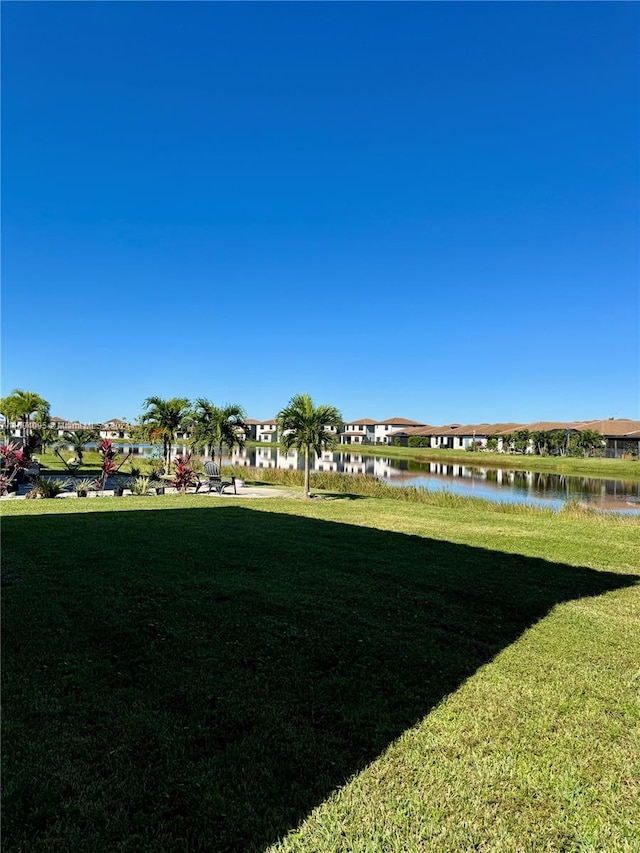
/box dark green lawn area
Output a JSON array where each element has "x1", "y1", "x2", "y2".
[{"x1": 2, "y1": 496, "x2": 639, "y2": 852}]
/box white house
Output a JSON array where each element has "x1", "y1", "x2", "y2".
[
  {"x1": 253, "y1": 419, "x2": 278, "y2": 442},
  {"x1": 374, "y1": 417, "x2": 426, "y2": 445},
  {"x1": 340, "y1": 418, "x2": 377, "y2": 445},
  {"x1": 99, "y1": 418, "x2": 133, "y2": 440},
  {"x1": 388, "y1": 423, "x2": 521, "y2": 450}
]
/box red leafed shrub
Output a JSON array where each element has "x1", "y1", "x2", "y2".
[
  {"x1": 172, "y1": 454, "x2": 197, "y2": 493},
  {"x1": 96, "y1": 439, "x2": 118, "y2": 490},
  {"x1": 0, "y1": 442, "x2": 32, "y2": 495}
]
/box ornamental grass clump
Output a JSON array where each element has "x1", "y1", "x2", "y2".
[
  {"x1": 74, "y1": 478, "x2": 97, "y2": 497},
  {"x1": 129, "y1": 476, "x2": 151, "y2": 496},
  {"x1": 24, "y1": 477, "x2": 68, "y2": 499}
]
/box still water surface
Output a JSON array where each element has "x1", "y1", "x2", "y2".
[{"x1": 97, "y1": 444, "x2": 640, "y2": 513}]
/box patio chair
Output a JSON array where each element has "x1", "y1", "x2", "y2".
[{"x1": 195, "y1": 461, "x2": 235, "y2": 495}]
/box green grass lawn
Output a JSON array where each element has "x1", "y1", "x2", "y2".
[
  {"x1": 2, "y1": 495, "x2": 639, "y2": 852},
  {"x1": 33, "y1": 450, "x2": 137, "y2": 478}
]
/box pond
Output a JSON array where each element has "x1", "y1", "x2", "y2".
[
  {"x1": 227, "y1": 448, "x2": 640, "y2": 513},
  {"x1": 84, "y1": 443, "x2": 640, "y2": 512}
]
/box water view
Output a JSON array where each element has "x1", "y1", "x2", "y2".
[{"x1": 94, "y1": 444, "x2": 640, "y2": 512}]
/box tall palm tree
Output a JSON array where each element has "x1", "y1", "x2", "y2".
[
  {"x1": 189, "y1": 399, "x2": 247, "y2": 465},
  {"x1": 139, "y1": 396, "x2": 191, "y2": 474},
  {"x1": 277, "y1": 394, "x2": 343, "y2": 498},
  {"x1": 0, "y1": 396, "x2": 19, "y2": 442}
]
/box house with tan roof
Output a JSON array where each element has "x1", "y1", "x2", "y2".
[
  {"x1": 388, "y1": 423, "x2": 523, "y2": 450},
  {"x1": 99, "y1": 418, "x2": 134, "y2": 440},
  {"x1": 579, "y1": 419, "x2": 640, "y2": 458},
  {"x1": 340, "y1": 418, "x2": 378, "y2": 445},
  {"x1": 491, "y1": 418, "x2": 640, "y2": 457},
  {"x1": 374, "y1": 417, "x2": 426, "y2": 445},
  {"x1": 434, "y1": 423, "x2": 523, "y2": 450},
  {"x1": 252, "y1": 418, "x2": 278, "y2": 443}
]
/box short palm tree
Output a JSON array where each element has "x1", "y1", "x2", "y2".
[
  {"x1": 138, "y1": 396, "x2": 191, "y2": 474},
  {"x1": 189, "y1": 399, "x2": 247, "y2": 465},
  {"x1": 33, "y1": 425, "x2": 59, "y2": 456},
  {"x1": 277, "y1": 394, "x2": 343, "y2": 498},
  {"x1": 59, "y1": 428, "x2": 100, "y2": 463}
]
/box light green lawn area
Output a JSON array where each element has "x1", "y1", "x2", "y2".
[{"x1": 2, "y1": 495, "x2": 638, "y2": 852}]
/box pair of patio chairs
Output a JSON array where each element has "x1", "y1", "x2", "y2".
[{"x1": 195, "y1": 461, "x2": 236, "y2": 495}]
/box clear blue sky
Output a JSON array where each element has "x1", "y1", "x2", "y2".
[{"x1": 2, "y1": 2, "x2": 638, "y2": 425}]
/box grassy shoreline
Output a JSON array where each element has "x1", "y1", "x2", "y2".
[
  {"x1": 331, "y1": 443, "x2": 640, "y2": 481},
  {"x1": 2, "y1": 495, "x2": 639, "y2": 851}
]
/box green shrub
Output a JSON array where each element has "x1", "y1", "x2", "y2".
[
  {"x1": 130, "y1": 476, "x2": 151, "y2": 496},
  {"x1": 407, "y1": 436, "x2": 432, "y2": 448},
  {"x1": 25, "y1": 477, "x2": 68, "y2": 499}
]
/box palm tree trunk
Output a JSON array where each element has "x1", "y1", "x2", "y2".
[{"x1": 303, "y1": 448, "x2": 310, "y2": 498}]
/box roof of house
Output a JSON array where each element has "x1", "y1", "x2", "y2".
[
  {"x1": 493, "y1": 421, "x2": 579, "y2": 434},
  {"x1": 102, "y1": 418, "x2": 129, "y2": 427},
  {"x1": 580, "y1": 418, "x2": 640, "y2": 437},
  {"x1": 391, "y1": 424, "x2": 461, "y2": 436},
  {"x1": 387, "y1": 425, "x2": 436, "y2": 437},
  {"x1": 490, "y1": 419, "x2": 640, "y2": 437},
  {"x1": 431, "y1": 422, "x2": 524, "y2": 437},
  {"x1": 348, "y1": 418, "x2": 378, "y2": 425},
  {"x1": 376, "y1": 417, "x2": 425, "y2": 426}
]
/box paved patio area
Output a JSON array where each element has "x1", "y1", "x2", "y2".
[{"x1": 2, "y1": 483, "x2": 296, "y2": 500}]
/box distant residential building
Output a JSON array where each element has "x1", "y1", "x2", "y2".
[
  {"x1": 374, "y1": 417, "x2": 426, "y2": 445},
  {"x1": 388, "y1": 418, "x2": 640, "y2": 459},
  {"x1": 253, "y1": 419, "x2": 278, "y2": 442},
  {"x1": 582, "y1": 418, "x2": 640, "y2": 459},
  {"x1": 216, "y1": 415, "x2": 640, "y2": 458},
  {"x1": 8, "y1": 408, "x2": 638, "y2": 459},
  {"x1": 99, "y1": 418, "x2": 133, "y2": 440},
  {"x1": 243, "y1": 419, "x2": 260, "y2": 441},
  {"x1": 340, "y1": 418, "x2": 377, "y2": 445}
]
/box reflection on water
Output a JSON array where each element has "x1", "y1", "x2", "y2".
[
  {"x1": 225, "y1": 447, "x2": 640, "y2": 513},
  {"x1": 84, "y1": 443, "x2": 640, "y2": 512}
]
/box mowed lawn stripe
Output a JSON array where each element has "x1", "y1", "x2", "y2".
[{"x1": 2, "y1": 496, "x2": 638, "y2": 852}]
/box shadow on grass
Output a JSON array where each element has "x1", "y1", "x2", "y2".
[{"x1": 2, "y1": 506, "x2": 637, "y2": 852}]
